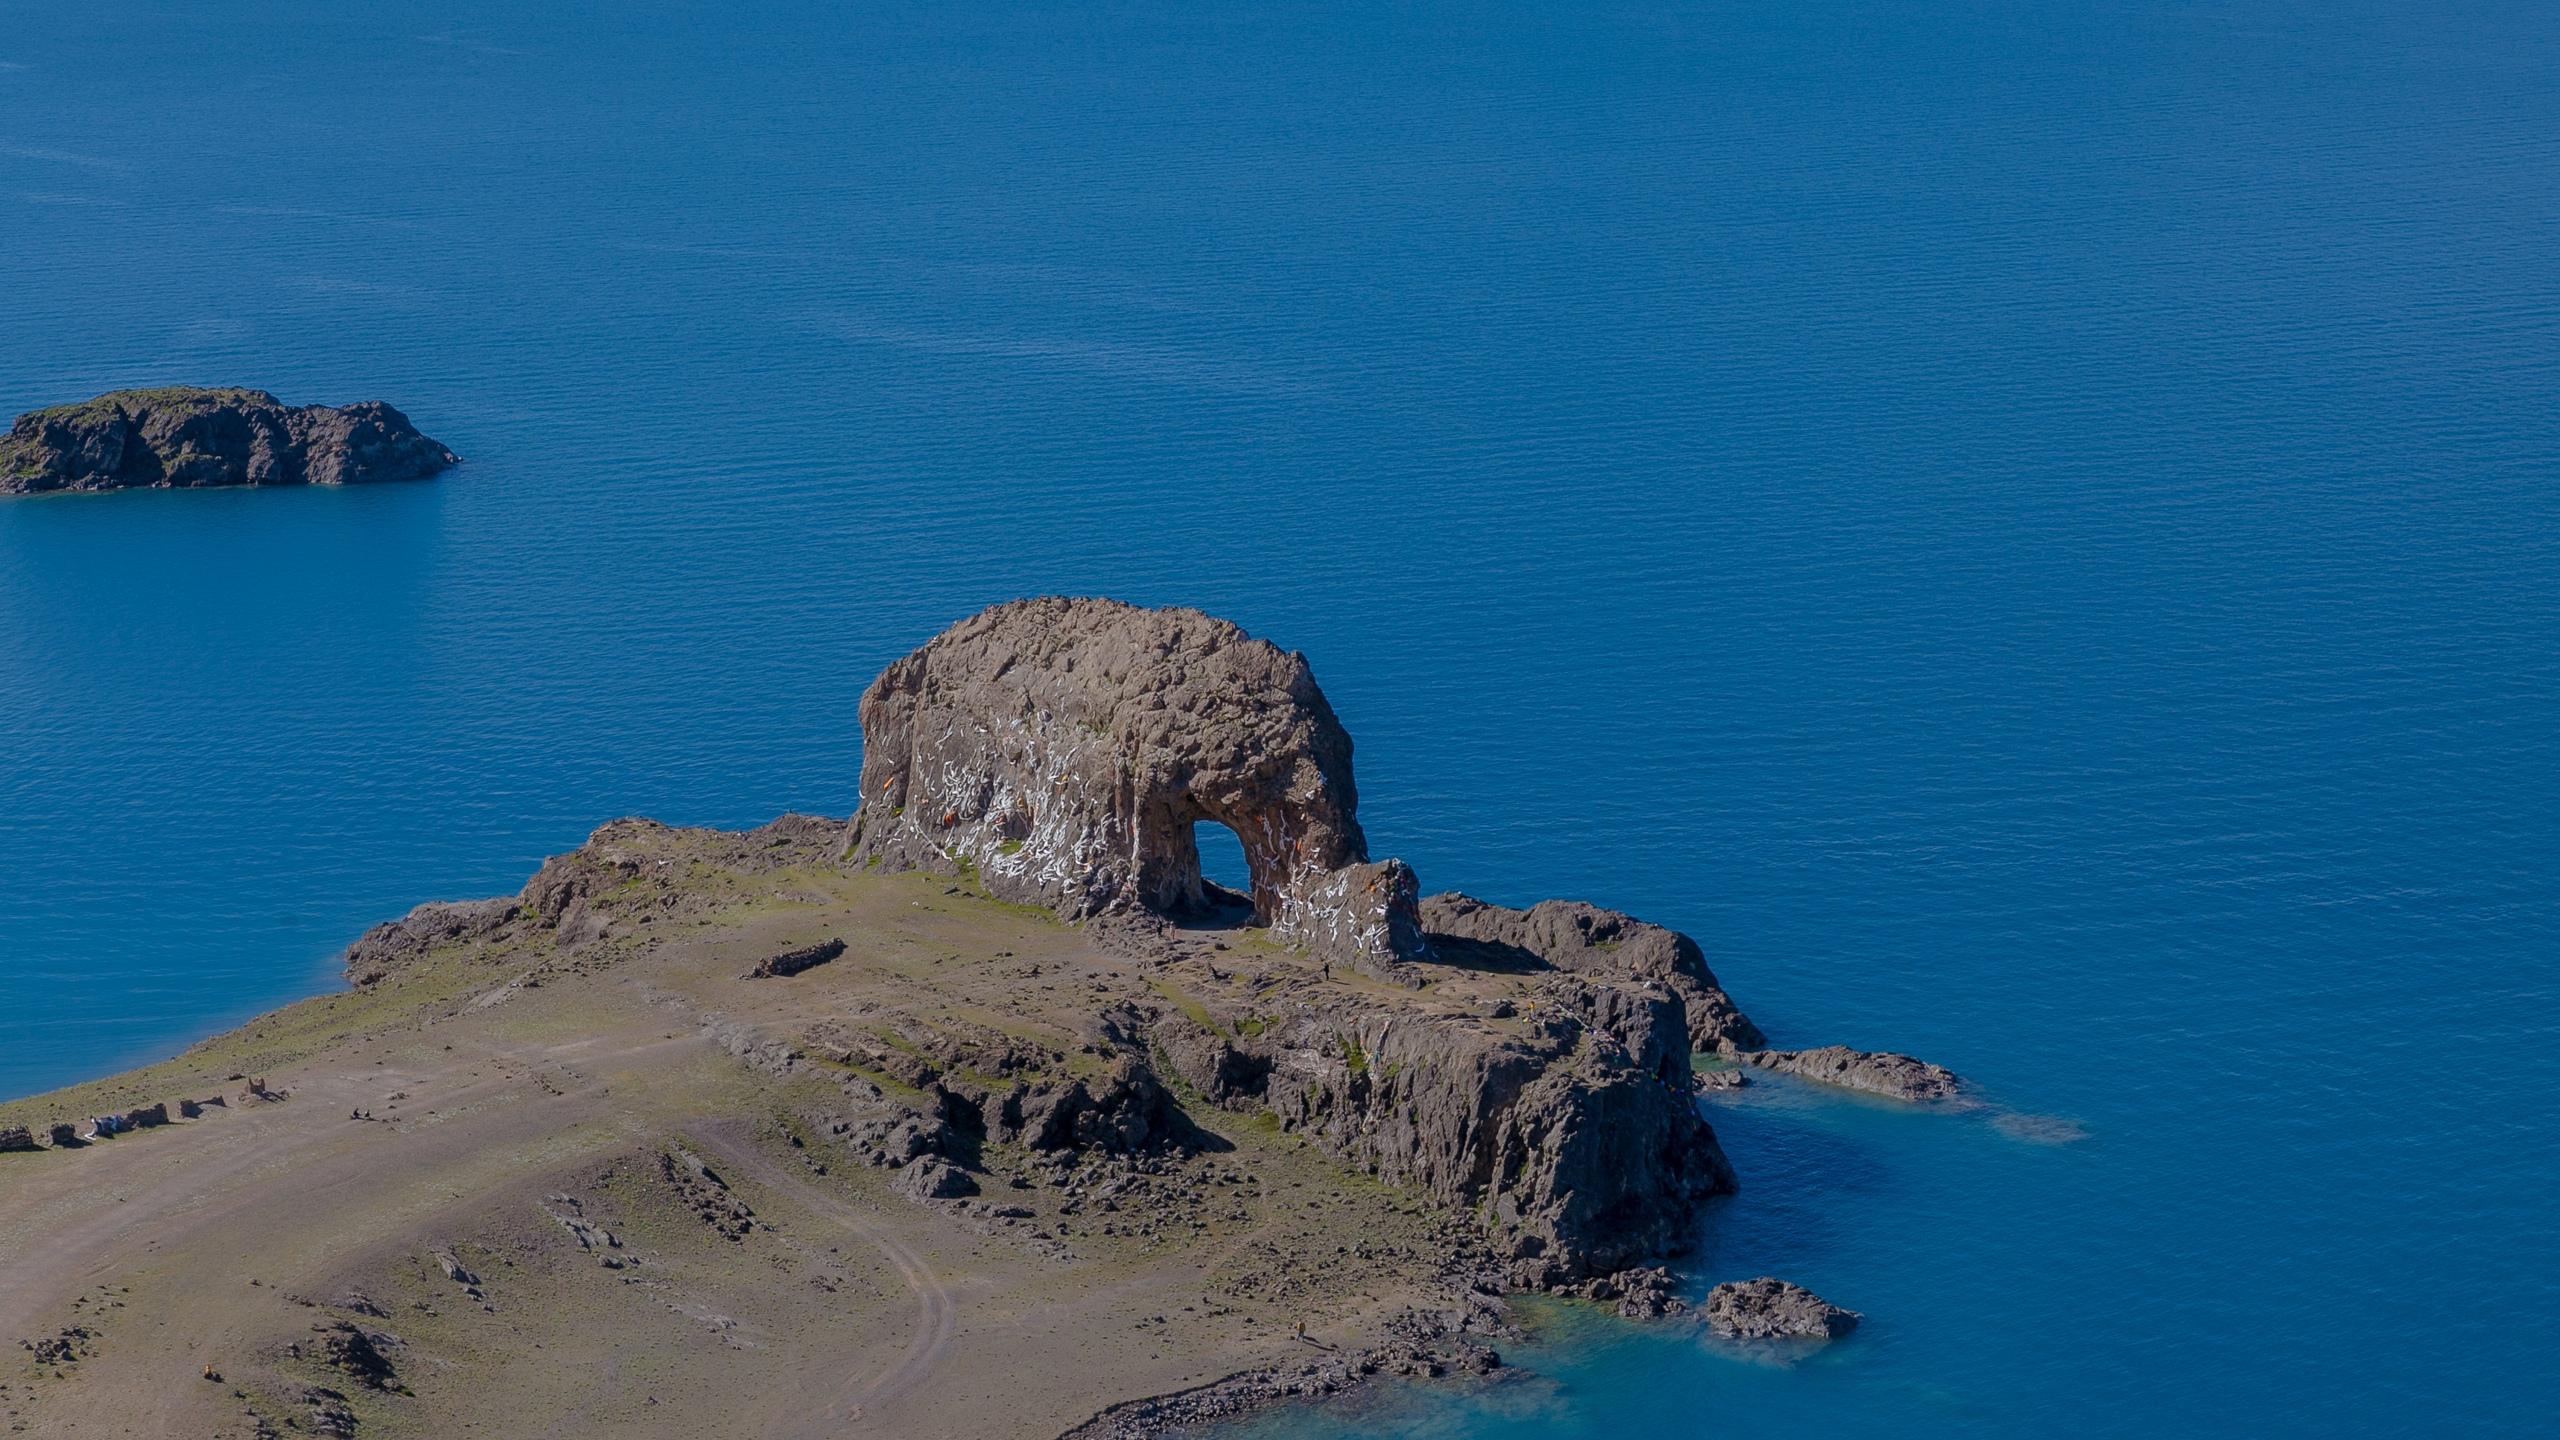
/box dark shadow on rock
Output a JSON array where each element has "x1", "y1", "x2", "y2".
[{"x1": 1416, "y1": 931, "x2": 1550, "y2": 975}]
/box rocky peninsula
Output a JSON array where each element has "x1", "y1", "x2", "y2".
[
  {"x1": 0, "y1": 599, "x2": 1956, "y2": 1439},
  {"x1": 0, "y1": 387, "x2": 456, "y2": 495}
]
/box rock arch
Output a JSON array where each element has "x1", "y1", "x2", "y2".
[{"x1": 845, "y1": 598, "x2": 1428, "y2": 972}]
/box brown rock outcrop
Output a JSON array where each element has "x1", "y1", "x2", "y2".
[
  {"x1": 845, "y1": 599, "x2": 1429, "y2": 977},
  {"x1": 1701, "y1": 1277, "x2": 1860, "y2": 1339},
  {"x1": 1743, "y1": 1046, "x2": 1963, "y2": 1102},
  {"x1": 340, "y1": 897, "x2": 518, "y2": 985},
  {"x1": 1, "y1": 387, "x2": 457, "y2": 495},
  {"x1": 1418, "y1": 893, "x2": 1763, "y2": 1054}
]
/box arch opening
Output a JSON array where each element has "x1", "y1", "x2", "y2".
[{"x1": 1191, "y1": 820, "x2": 1255, "y2": 915}]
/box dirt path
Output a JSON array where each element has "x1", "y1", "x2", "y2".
[{"x1": 689, "y1": 1126, "x2": 959, "y2": 1434}]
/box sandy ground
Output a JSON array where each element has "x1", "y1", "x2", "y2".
[{"x1": 0, "y1": 858, "x2": 1465, "y2": 1439}]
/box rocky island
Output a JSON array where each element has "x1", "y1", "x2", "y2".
[
  {"x1": 0, "y1": 600, "x2": 1952, "y2": 1439},
  {"x1": 0, "y1": 387, "x2": 457, "y2": 495}
]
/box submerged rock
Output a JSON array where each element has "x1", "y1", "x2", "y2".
[
  {"x1": 1701, "y1": 1277, "x2": 1860, "y2": 1340},
  {"x1": 1743, "y1": 1045, "x2": 1963, "y2": 1102},
  {"x1": 1, "y1": 387, "x2": 457, "y2": 494}
]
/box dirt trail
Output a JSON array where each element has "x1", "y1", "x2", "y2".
[{"x1": 690, "y1": 1126, "x2": 959, "y2": 1435}]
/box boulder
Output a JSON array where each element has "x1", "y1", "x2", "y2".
[
  {"x1": 1743, "y1": 1046, "x2": 1963, "y2": 1102},
  {"x1": 894, "y1": 1158, "x2": 980, "y2": 1201},
  {"x1": 46, "y1": 1123, "x2": 81, "y2": 1147},
  {"x1": 1, "y1": 387, "x2": 458, "y2": 495},
  {"x1": 0, "y1": 1126, "x2": 35, "y2": 1153},
  {"x1": 119, "y1": 1102, "x2": 169, "y2": 1129},
  {"x1": 1701, "y1": 1277, "x2": 1860, "y2": 1340},
  {"x1": 845, "y1": 599, "x2": 1428, "y2": 977}
]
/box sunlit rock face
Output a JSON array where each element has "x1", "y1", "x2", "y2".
[{"x1": 846, "y1": 597, "x2": 1428, "y2": 974}]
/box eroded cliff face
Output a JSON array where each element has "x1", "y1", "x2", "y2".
[
  {"x1": 845, "y1": 598, "x2": 1429, "y2": 976},
  {"x1": 1151, "y1": 973, "x2": 1735, "y2": 1286},
  {"x1": 0, "y1": 387, "x2": 458, "y2": 494}
]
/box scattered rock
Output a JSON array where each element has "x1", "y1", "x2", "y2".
[
  {"x1": 301, "y1": 1384, "x2": 360, "y2": 1437},
  {"x1": 545, "y1": 1206, "x2": 621, "y2": 1254},
  {"x1": 2, "y1": 387, "x2": 458, "y2": 495},
  {"x1": 1599, "y1": 1266, "x2": 1689, "y2": 1319},
  {"x1": 1061, "y1": 1315, "x2": 1501, "y2": 1439},
  {"x1": 429, "y1": 1251, "x2": 480, "y2": 1294},
  {"x1": 21, "y1": 1325, "x2": 95, "y2": 1366},
  {"x1": 1701, "y1": 1278, "x2": 1860, "y2": 1340},
  {"x1": 660, "y1": 1149, "x2": 755, "y2": 1240},
  {"x1": 310, "y1": 1321, "x2": 399, "y2": 1390},
  {"x1": 1743, "y1": 1046, "x2": 1963, "y2": 1102}
]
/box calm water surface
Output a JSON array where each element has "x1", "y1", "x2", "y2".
[{"x1": 3, "y1": 1, "x2": 2554, "y2": 1433}]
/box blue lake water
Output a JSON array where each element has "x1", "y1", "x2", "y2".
[{"x1": 3, "y1": 0, "x2": 2555, "y2": 1432}]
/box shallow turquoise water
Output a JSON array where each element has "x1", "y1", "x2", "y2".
[{"x1": 3, "y1": 1, "x2": 2555, "y2": 1432}]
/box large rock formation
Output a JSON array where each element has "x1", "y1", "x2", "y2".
[
  {"x1": 846, "y1": 599, "x2": 1429, "y2": 976},
  {"x1": 1, "y1": 387, "x2": 457, "y2": 495}
]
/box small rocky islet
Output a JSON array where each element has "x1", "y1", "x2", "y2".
[
  {"x1": 0, "y1": 598, "x2": 1943, "y2": 1438},
  {"x1": 0, "y1": 386, "x2": 456, "y2": 495}
]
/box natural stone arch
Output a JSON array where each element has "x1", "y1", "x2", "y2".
[{"x1": 846, "y1": 598, "x2": 1427, "y2": 972}]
